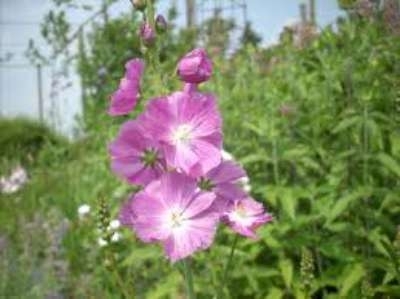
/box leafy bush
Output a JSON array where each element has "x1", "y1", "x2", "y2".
[{"x1": 0, "y1": 118, "x2": 67, "y2": 169}]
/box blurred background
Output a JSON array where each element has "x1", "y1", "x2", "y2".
[
  {"x1": 0, "y1": 0, "x2": 342, "y2": 138},
  {"x1": 1, "y1": 0, "x2": 400, "y2": 298}
]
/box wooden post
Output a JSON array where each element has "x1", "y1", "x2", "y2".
[
  {"x1": 186, "y1": 0, "x2": 196, "y2": 28},
  {"x1": 300, "y1": 3, "x2": 307, "y2": 24},
  {"x1": 309, "y1": 0, "x2": 316, "y2": 25},
  {"x1": 37, "y1": 64, "x2": 44, "y2": 122},
  {"x1": 102, "y1": 0, "x2": 109, "y2": 24}
]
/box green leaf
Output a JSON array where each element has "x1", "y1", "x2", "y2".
[
  {"x1": 332, "y1": 116, "x2": 360, "y2": 134},
  {"x1": 279, "y1": 259, "x2": 293, "y2": 289},
  {"x1": 377, "y1": 153, "x2": 400, "y2": 178},
  {"x1": 280, "y1": 191, "x2": 296, "y2": 220},
  {"x1": 339, "y1": 263, "x2": 365, "y2": 297},
  {"x1": 243, "y1": 122, "x2": 264, "y2": 136},
  {"x1": 265, "y1": 287, "x2": 284, "y2": 299},
  {"x1": 240, "y1": 153, "x2": 271, "y2": 165},
  {"x1": 325, "y1": 189, "x2": 370, "y2": 224}
]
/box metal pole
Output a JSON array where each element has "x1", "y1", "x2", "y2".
[
  {"x1": 300, "y1": 3, "x2": 307, "y2": 24},
  {"x1": 102, "y1": 0, "x2": 109, "y2": 24},
  {"x1": 309, "y1": 0, "x2": 316, "y2": 25},
  {"x1": 186, "y1": 0, "x2": 196, "y2": 28},
  {"x1": 37, "y1": 64, "x2": 44, "y2": 122}
]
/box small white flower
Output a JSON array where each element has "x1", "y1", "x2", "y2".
[
  {"x1": 78, "y1": 204, "x2": 91, "y2": 217},
  {"x1": 238, "y1": 176, "x2": 249, "y2": 185},
  {"x1": 98, "y1": 237, "x2": 108, "y2": 247},
  {"x1": 9, "y1": 166, "x2": 28, "y2": 185},
  {"x1": 111, "y1": 232, "x2": 121, "y2": 243},
  {"x1": 243, "y1": 184, "x2": 252, "y2": 193},
  {"x1": 0, "y1": 166, "x2": 29, "y2": 194},
  {"x1": 221, "y1": 149, "x2": 234, "y2": 161},
  {"x1": 108, "y1": 219, "x2": 120, "y2": 230},
  {"x1": 1, "y1": 180, "x2": 19, "y2": 194},
  {"x1": 237, "y1": 176, "x2": 251, "y2": 193}
]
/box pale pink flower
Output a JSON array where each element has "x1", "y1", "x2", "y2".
[
  {"x1": 143, "y1": 91, "x2": 222, "y2": 176},
  {"x1": 108, "y1": 58, "x2": 144, "y2": 116},
  {"x1": 224, "y1": 197, "x2": 273, "y2": 239},
  {"x1": 109, "y1": 117, "x2": 165, "y2": 186},
  {"x1": 119, "y1": 172, "x2": 219, "y2": 262},
  {"x1": 199, "y1": 161, "x2": 247, "y2": 214}
]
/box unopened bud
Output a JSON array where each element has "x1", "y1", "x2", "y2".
[
  {"x1": 130, "y1": 0, "x2": 146, "y2": 11},
  {"x1": 177, "y1": 48, "x2": 213, "y2": 84},
  {"x1": 155, "y1": 14, "x2": 167, "y2": 33},
  {"x1": 140, "y1": 22, "x2": 156, "y2": 46}
]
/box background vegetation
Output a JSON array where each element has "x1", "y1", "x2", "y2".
[{"x1": 1, "y1": 1, "x2": 400, "y2": 298}]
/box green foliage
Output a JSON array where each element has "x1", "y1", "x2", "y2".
[
  {"x1": 210, "y1": 17, "x2": 400, "y2": 298},
  {"x1": 0, "y1": 118, "x2": 67, "y2": 169}
]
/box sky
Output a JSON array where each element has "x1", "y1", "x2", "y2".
[{"x1": 0, "y1": 0, "x2": 343, "y2": 138}]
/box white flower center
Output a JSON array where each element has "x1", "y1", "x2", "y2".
[
  {"x1": 229, "y1": 204, "x2": 252, "y2": 226},
  {"x1": 167, "y1": 209, "x2": 187, "y2": 229},
  {"x1": 233, "y1": 204, "x2": 247, "y2": 219},
  {"x1": 171, "y1": 124, "x2": 192, "y2": 144}
]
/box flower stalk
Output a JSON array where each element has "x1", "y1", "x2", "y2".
[
  {"x1": 183, "y1": 258, "x2": 196, "y2": 299},
  {"x1": 218, "y1": 235, "x2": 239, "y2": 299}
]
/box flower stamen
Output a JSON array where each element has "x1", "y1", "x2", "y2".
[{"x1": 171, "y1": 124, "x2": 192, "y2": 144}]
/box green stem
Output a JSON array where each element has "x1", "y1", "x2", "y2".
[
  {"x1": 107, "y1": 250, "x2": 133, "y2": 298},
  {"x1": 362, "y1": 105, "x2": 369, "y2": 186},
  {"x1": 218, "y1": 235, "x2": 239, "y2": 299},
  {"x1": 272, "y1": 138, "x2": 280, "y2": 185},
  {"x1": 183, "y1": 258, "x2": 196, "y2": 299},
  {"x1": 362, "y1": 105, "x2": 372, "y2": 258},
  {"x1": 146, "y1": 0, "x2": 155, "y2": 28}
]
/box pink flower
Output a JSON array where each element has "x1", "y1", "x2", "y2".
[
  {"x1": 177, "y1": 48, "x2": 213, "y2": 84},
  {"x1": 108, "y1": 58, "x2": 144, "y2": 116},
  {"x1": 109, "y1": 117, "x2": 165, "y2": 186},
  {"x1": 119, "y1": 172, "x2": 219, "y2": 262},
  {"x1": 144, "y1": 91, "x2": 222, "y2": 176},
  {"x1": 140, "y1": 22, "x2": 156, "y2": 45},
  {"x1": 224, "y1": 197, "x2": 273, "y2": 239},
  {"x1": 199, "y1": 161, "x2": 247, "y2": 213}
]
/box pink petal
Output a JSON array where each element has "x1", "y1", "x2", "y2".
[
  {"x1": 160, "y1": 172, "x2": 197, "y2": 208},
  {"x1": 189, "y1": 139, "x2": 222, "y2": 175},
  {"x1": 183, "y1": 191, "x2": 216, "y2": 219},
  {"x1": 207, "y1": 161, "x2": 246, "y2": 184},
  {"x1": 131, "y1": 189, "x2": 171, "y2": 242},
  {"x1": 163, "y1": 212, "x2": 218, "y2": 262}
]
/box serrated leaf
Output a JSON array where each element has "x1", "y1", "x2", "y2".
[
  {"x1": 240, "y1": 153, "x2": 271, "y2": 165},
  {"x1": 326, "y1": 189, "x2": 370, "y2": 224},
  {"x1": 280, "y1": 191, "x2": 296, "y2": 220},
  {"x1": 145, "y1": 272, "x2": 180, "y2": 298},
  {"x1": 339, "y1": 263, "x2": 365, "y2": 297},
  {"x1": 243, "y1": 122, "x2": 264, "y2": 136},
  {"x1": 332, "y1": 116, "x2": 360, "y2": 134},
  {"x1": 279, "y1": 259, "x2": 293, "y2": 289},
  {"x1": 377, "y1": 153, "x2": 400, "y2": 178},
  {"x1": 122, "y1": 246, "x2": 160, "y2": 267},
  {"x1": 265, "y1": 287, "x2": 283, "y2": 299}
]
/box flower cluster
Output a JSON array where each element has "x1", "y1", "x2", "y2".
[
  {"x1": 0, "y1": 166, "x2": 28, "y2": 194},
  {"x1": 108, "y1": 48, "x2": 272, "y2": 262}
]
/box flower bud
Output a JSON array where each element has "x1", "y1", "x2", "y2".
[
  {"x1": 130, "y1": 0, "x2": 146, "y2": 11},
  {"x1": 140, "y1": 22, "x2": 156, "y2": 46},
  {"x1": 177, "y1": 48, "x2": 212, "y2": 84},
  {"x1": 155, "y1": 14, "x2": 167, "y2": 33}
]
